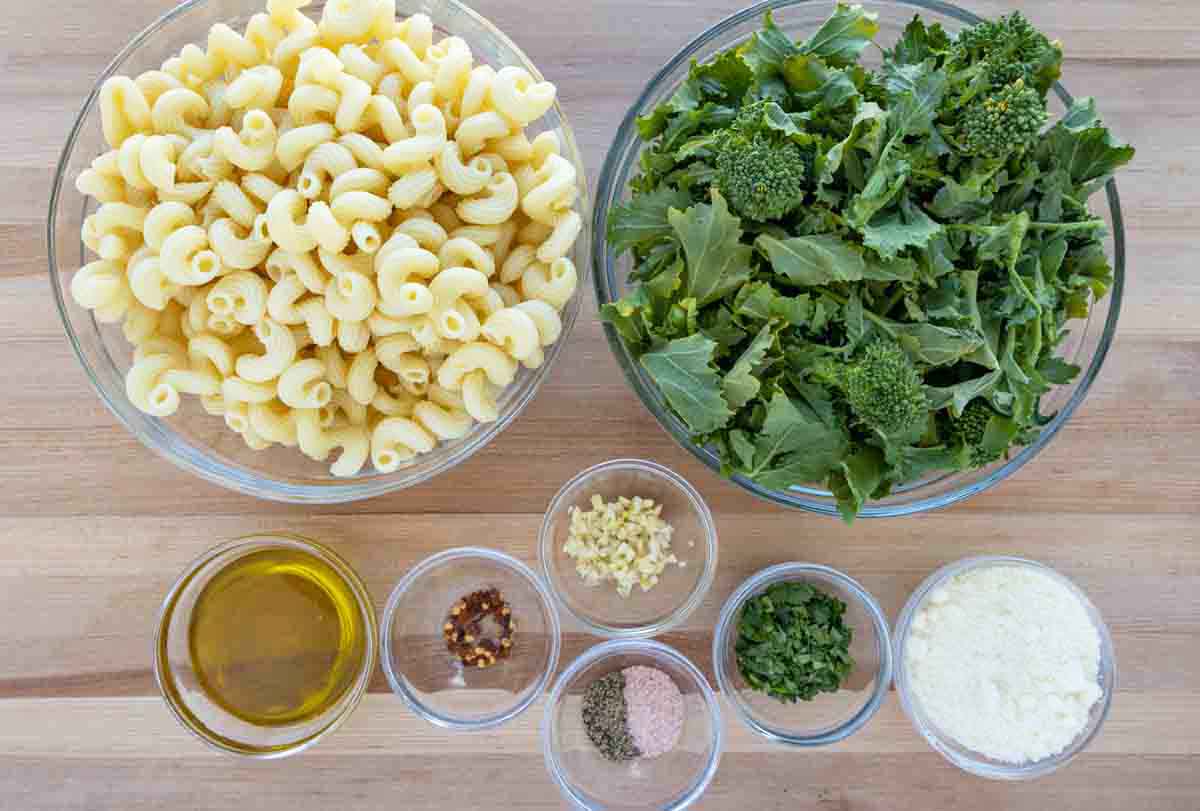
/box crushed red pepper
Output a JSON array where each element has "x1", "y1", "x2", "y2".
[{"x1": 443, "y1": 587, "x2": 516, "y2": 668}]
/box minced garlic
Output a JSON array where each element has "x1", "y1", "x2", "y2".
[{"x1": 564, "y1": 495, "x2": 684, "y2": 597}]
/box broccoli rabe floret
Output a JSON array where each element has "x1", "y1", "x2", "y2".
[
  {"x1": 951, "y1": 11, "x2": 1064, "y2": 94},
  {"x1": 951, "y1": 399, "x2": 1004, "y2": 467},
  {"x1": 815, "y1": 341, "x2": 928, "y2": 437},
  {"x1": 711, "y1": 104, "x2": 808, "y2": 222},
  {"x1": 957, "y1": 78, "x2": 1047, "y2": 159},
  {"x1": 844, "y1": 341, "x2": 928, "y2": 437},
  {"x1": 713, "y1": 132, "x2": 807, "y2": 222}
]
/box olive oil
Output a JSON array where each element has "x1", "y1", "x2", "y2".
[{"x1": 188, "y1": 548, "x2": 367, "y2": 727}]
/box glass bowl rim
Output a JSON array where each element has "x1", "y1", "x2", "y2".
[
  {"x1": 48, "y1": 0, "x2": 591, "y2": 504},
  {"x1": 591, "y1": 0, "x2": 1126, "y2": 519},
  {"x1": 892, "y1": 554, "x2": 1116, "y2": 780},
  {"x1": 152, "y1": 531, "x2": 379, "y2": 759},
  {"x1": 379, "y1": 545, "x2": 563, "y2": 731},
  {"x1": 541, "y1": 638, "x2": 724, "y2": 811},
  {"x1": 712, "y1": 562, "x2": 894, "y2": 746},
  {"x1": 538, "y1": 458, "x2": 719, "y2": 639}
]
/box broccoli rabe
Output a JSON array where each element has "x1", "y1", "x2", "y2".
[
  {"x1": 957, "y1": 78, "x2": 1047, "y2": 158},
  {"x1": 817, "y1": 341, "x2": 928, "y2": 438},
  {"x1": 714, "y1": 133, "x2": 807, "y2": 221},
  {"x1": 712, "y1": 104, "x2": 807, "y2": 221},
  {"x1": 605, "y1": 5, "x2": 1134, "y2": 522},
  {"x1": 952, "y1": 399, "x2": 1004, "y2": 467},
  {"x1": 950, "y1": 11, "x2": 1064, "y2": 94}
]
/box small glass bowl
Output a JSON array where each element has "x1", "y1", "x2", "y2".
[
  {"x1": 712, "y1": 563, "x2": 893, "y2": 746},
  {"x1": 893, "y1": 556, "x2": 1116, "y2": 780},
  {"x1": 154, "y1": 533, "x2": 377, "y2": 758},
  {"x1": 539, "y1": 460, "x2": 717, "y2": 638},
  {"x1": 592, "y1": 0, "x2": 1126, "y2": 518},
  {"x1": 380, "y1": 547, "x2": 560, "y2": 730},
  {"x1": 542, "y1": 640, "x2": 723, "y2": 811},
  {"x1": 50, "y1": 0, "x2": 590, "y2": 503}
]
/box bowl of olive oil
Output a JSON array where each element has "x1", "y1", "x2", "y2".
[{"x1": 155, "y1": 534, "x2": 377, "y2": 757}]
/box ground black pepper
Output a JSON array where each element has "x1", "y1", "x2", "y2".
[{"x1": 581, "y1": 672, "x2": 639, "y2": 762}]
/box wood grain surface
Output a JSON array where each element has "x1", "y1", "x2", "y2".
[{"x1": 1, "y1": 0, "x2": 1198, "y2": 808}]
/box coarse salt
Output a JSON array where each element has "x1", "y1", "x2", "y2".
[
  {"x1": 622, "y1": 665, "x2": 684, "y2": 758},
  {"x1": 905, "y1": 565, "x2": 1103, "y2": 764}
]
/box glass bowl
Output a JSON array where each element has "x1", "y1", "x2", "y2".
[
  {"x1": 48, "y1": 0, "x2": 590, "y2": 503},
  {"x1": 380, "y1": 547, "x2": 560, "y2": 730},
  {"x1": 893, "y1": 556, "x2": 1116, "y2": 780},
  {"x1": 592, "y1": 0, "x2": 1125, "y2": 518},
  {"x1": 154, "y1": 533, "x2": 377, "y2": 758},
  {"x1": 539, "y1": 459, "x2": 717, "y2": 639},
  {"x1": 712, "y1": 563, "x2": 892, "y2": 746},
  {"x1": 542, "y1": 640, "x2": 723, "y2": 811}
]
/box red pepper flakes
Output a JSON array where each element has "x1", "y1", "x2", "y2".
[{"x1": 443, "y1": 587, "x2": 516, "y2": 669}]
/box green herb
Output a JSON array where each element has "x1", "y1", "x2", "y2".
[
  {"x1": 735, "y1": 582, "x2": 855, "y2": 702},
  {"x1": 602, "y1": 6, "x2": 1134, "y2": 522},
  {"x1": 581, "y1": 672, "x2": 639, "y2": 761}
]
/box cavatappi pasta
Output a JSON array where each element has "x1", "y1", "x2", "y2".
[{"x1": 71, "y1": 0, "x2": 580, "y2": 477}]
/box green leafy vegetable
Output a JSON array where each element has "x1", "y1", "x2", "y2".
[
  {"x1": 607, "y1": 185, "x2": 692, "y2": 255},
  {"x1": 735, "y1": 581, "x2": 855, "y2": 702},
  {"x1": 603, "y1": 6, "x2": 1134, "y2": 521},
  {"x1": 1037, "y1": 97, "x2": 1137, "y2": 189},
  {"x1": 723, "y1": 323, "x2": 775, "y2": 409},
  {"x1": 758, "y1": 233, "x2": 871, "y2": 287},
  {"x1": 744, "y1": 389, "x2": 849, "y2": 487},
  {"x1": 670, "y1": 190, "x2": 753, "y2": 306},
  {"x1": 861, "y1": 195, "x2": 944, "y2": 260},
  {"x1": 799, "y1": 3, "x2": 880, "y2": 68},
  {"x1": 640, "y1": 334, "x2": 731, "y2": 434},
  {"x1": 951, "y1": 398, "x2": 1020, "y2": 467},
  {"x1": 832, "y1": 446, "x2": 888, "y2": 522},
  {"x1": 740, "y1": 10, "x2": 800, "y2": 81}
]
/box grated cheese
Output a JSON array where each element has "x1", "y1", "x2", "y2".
[{"x1": 905, "y1": 565, "x2": 1103, "y2": 764}]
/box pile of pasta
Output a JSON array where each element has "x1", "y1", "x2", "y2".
[{"x1": 70, "y1": 0, "x2": 581, "y2": 477}]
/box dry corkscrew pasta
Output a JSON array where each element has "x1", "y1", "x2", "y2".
[{"x1": 71, "y1": 0, "x2": 581, "y2": 477}]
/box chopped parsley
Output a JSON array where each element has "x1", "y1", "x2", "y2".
[{"x1": 735, "y1": 581, "x2": 854, "y2": 702}]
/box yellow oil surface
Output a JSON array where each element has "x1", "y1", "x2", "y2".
[{"x1": 188, "y1": 548, "x2": 367, "y2": 727}]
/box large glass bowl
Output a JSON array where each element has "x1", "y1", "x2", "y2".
[
  {"x1": 593, "y1": 0, "x2": 1125, "y2": 518},
  {"x1": 48, "y1": 0, "x2": 590, "y2": 503}
]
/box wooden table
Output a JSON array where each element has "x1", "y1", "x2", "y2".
[{"x1": 1, "y1": 0, "x2": 1197, "y2": 808}]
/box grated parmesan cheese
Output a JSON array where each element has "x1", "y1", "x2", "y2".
[{"x1": 905, "y1": 565, "x2": 1103, "y2": 764}]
